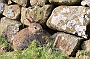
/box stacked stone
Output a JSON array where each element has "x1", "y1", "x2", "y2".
[
  {"x1": 0, "y1": 0, "x2": 90, "y2": 57},
  {"x1": 46, "y1": 0, "x2": 90, "y2": 56}
]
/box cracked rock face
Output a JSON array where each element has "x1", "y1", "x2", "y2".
[
  {"x1": 21, "y1": 5, "x2": 53, "y2": 27},
  {"x1": 81, "y1": 0, "x2": 90, "y2": 7},
  {"x1": 49, "y1": 0, "x2": 81, "y2": 5},
  {"x1": 3, "y1": 4, "x2": 20, "y2": 20},
  {"x1": 53, "y1": 32, "x2": 83, "y2": 56},
  {"x1": 46, "y1": 6, "x2": 90, "y2": 38},
  {"x1": 0, "y1": 17, "x2": 21, "y2": 43}
]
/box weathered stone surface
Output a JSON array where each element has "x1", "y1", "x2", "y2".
[
  {"x1": 53, "y1": 32, "x2": 83, "y2": 56},
  {"x1": 49, "y1": 0, "x2": 81, "y2": 5},
  {"x1": 46, "y1": 6, "x2": 90, "y2": 38},
  {"x1": 82, "y1": 40, "x2": 90, "y2": 51},
  {"x1": 30, "y1": 0, "x2": 48, "y2": 6},
  {"x1": 12, "y1": 0, "x2": 30, "y2": 7},
  {"x1": 0, "y1": 17, "x2": 21, "y2": 42},
  {"x1": 81, "y1": 0, "x2": 90, "y2": 7},
  {"x1": 3, "y1": 4, "x2": 20, "y2": 20},
  {"x1": 21, "y1": 5, "x2": 53, "y2": 27}
]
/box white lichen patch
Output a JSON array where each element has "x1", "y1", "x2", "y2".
[
  {"x1": 66, "y1": 20, "x2": 76, "y2": 29},
  {"x1": 11, "y1": 35, "x2": 14, "y2": 40},
  {"x1": 51, "y1": 16, "x2": 59, "y2": 26},
  {"x1": 61, "y1": 8, "x2": 70, "y2": 13},
  {"x1": 87, "y1": 10, "x2": 90, "y2": 14},
  {"x1": 51, "y1": 14, "x2": 66, "y2": 26},
  {"x1": 6, "y1": 8, "x2": 14, "y2": 18},
  {"x1": 61, "y1": 37, "x2": 65, "y2": 40},
  {"x1": 75, "y1": 25, "x2": 87, "y2": 38},
  {"x1": 0, "y1": 3, "x2": 4, "y2": 12},
  {"x1": 61, "y1": 24, "x2": 66, "y2": 30},
  {"x1": 85, "y1": 15, "x2": 89, "y2": 20},
  {"x1": 78, "y1": 16, "x2": 84, "y2": 25}
]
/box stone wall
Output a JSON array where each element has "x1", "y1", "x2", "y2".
[{"x1": 0, "y1": 0, "x2": 90, "y2": 57}]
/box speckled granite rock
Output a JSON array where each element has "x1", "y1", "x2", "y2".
[
  {"x1": 30, "y1": 0, "x2": 48, "y2": 6},
  {"x1": 21, "y1": 5, "x2": 53, "y2": 27},
  {"x1": 0, "y1": 17, "x2": 21, "y2": 43},
  {"x1": 82, "y1": 40, "x2": 90, "y2": 51},
  {"x1": 81, "y1": 0, "x2": 90, "y2": 7},
  {"x1": 12, "y1": 0, "x2": 30, "y2": 7},
  {"x1": 49, "y1": 0, "x2": 81, "y2": 5},
  {"x1": 3, "y1": 4, "x2": 20, "y2": 20},
  {"x1": 53, "y1": 32, "x2": 83, "y2": 56},
  {"x1": 46, "y1": 6, "x2": 90, "y2": 38}
]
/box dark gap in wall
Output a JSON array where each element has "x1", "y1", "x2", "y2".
[
  {"x1": 19, "y1": 24, "x2": 28, "y2": 31},
  {"x1": 86, "y1": 22, "x2": 90, "y2": 39},
  {"x1": 69, "y1": 38, "x2": 86, "y2": 57},
  {"x1": 26, "y1": 0, "x2": 30, "y2": 8}
]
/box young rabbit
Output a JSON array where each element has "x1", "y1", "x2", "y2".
[{"x1": 13, "y1": 17, "x2": 43, "y2": 51}]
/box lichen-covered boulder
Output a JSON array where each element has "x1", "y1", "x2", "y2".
[
  {"x1": 82, "y1": 40, "x2": 90, "y2": 51},
  {"x1": 21, "y1": 5, "x2": 53, "y2": 27},
  {"x1": 0, "y1": 17, "x2": 21, "y2": 43},
  {"x1": 30, "y1": 0, "x2": 48, "y2": 6},
  {"x1": 3, "y1": 4, "x2": 20, "y2": 20},
  {"x1": 46, "y1": 6, "x2": 90, "y2": 38},
  {"x1": 49, "y1": 0, "x2": 81, "y2": 5},
  {"x1": 81, "y1": 0, "x2": 90, "y2": 7},
  {"x1": 53, "y1": 32, "x2": 83, "y2": 56},
  {"x1": 12, "y1": 0, "x2": 30, "y2": 7}
]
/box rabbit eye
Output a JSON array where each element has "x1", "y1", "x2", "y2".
[{"x1": 34, "y1": 26, "x2": 37, "y2": 29}]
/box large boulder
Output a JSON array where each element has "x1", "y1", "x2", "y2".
[
  {"x1": 49, "y1": 0, "x2": 81, "y2": 5},
  {"x1": 3, "y1": 4, "x2": 20, "y2": 20},
  {"x1": 21, "y1": 5, "x2": 53, "y2": 27},
  {"x1": 30, "y1": 0, "x2": 48, "y2": 6},
  {"x1": 46, "y1": 6, "x2": 90, "y2": 38},
  {"x1": 11, "y1": 0, "x2": 30, "y2": 7},
  {"x1": 81, "y1": 0, "x2": 90, "y2": 7},
  {"x1": 53, "y1": 32, "x2": 83, "y2": 56},
  {"x1": 0, "y1": 17, "x2": 21, "y2": 43}
]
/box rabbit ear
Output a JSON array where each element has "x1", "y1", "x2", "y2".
[
  {"x1": 24, "y1": 17, "x2": 35, "y2": 26},
  {"x1": 26, "y1": 17, "x2": 35, "y2": 23}
]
